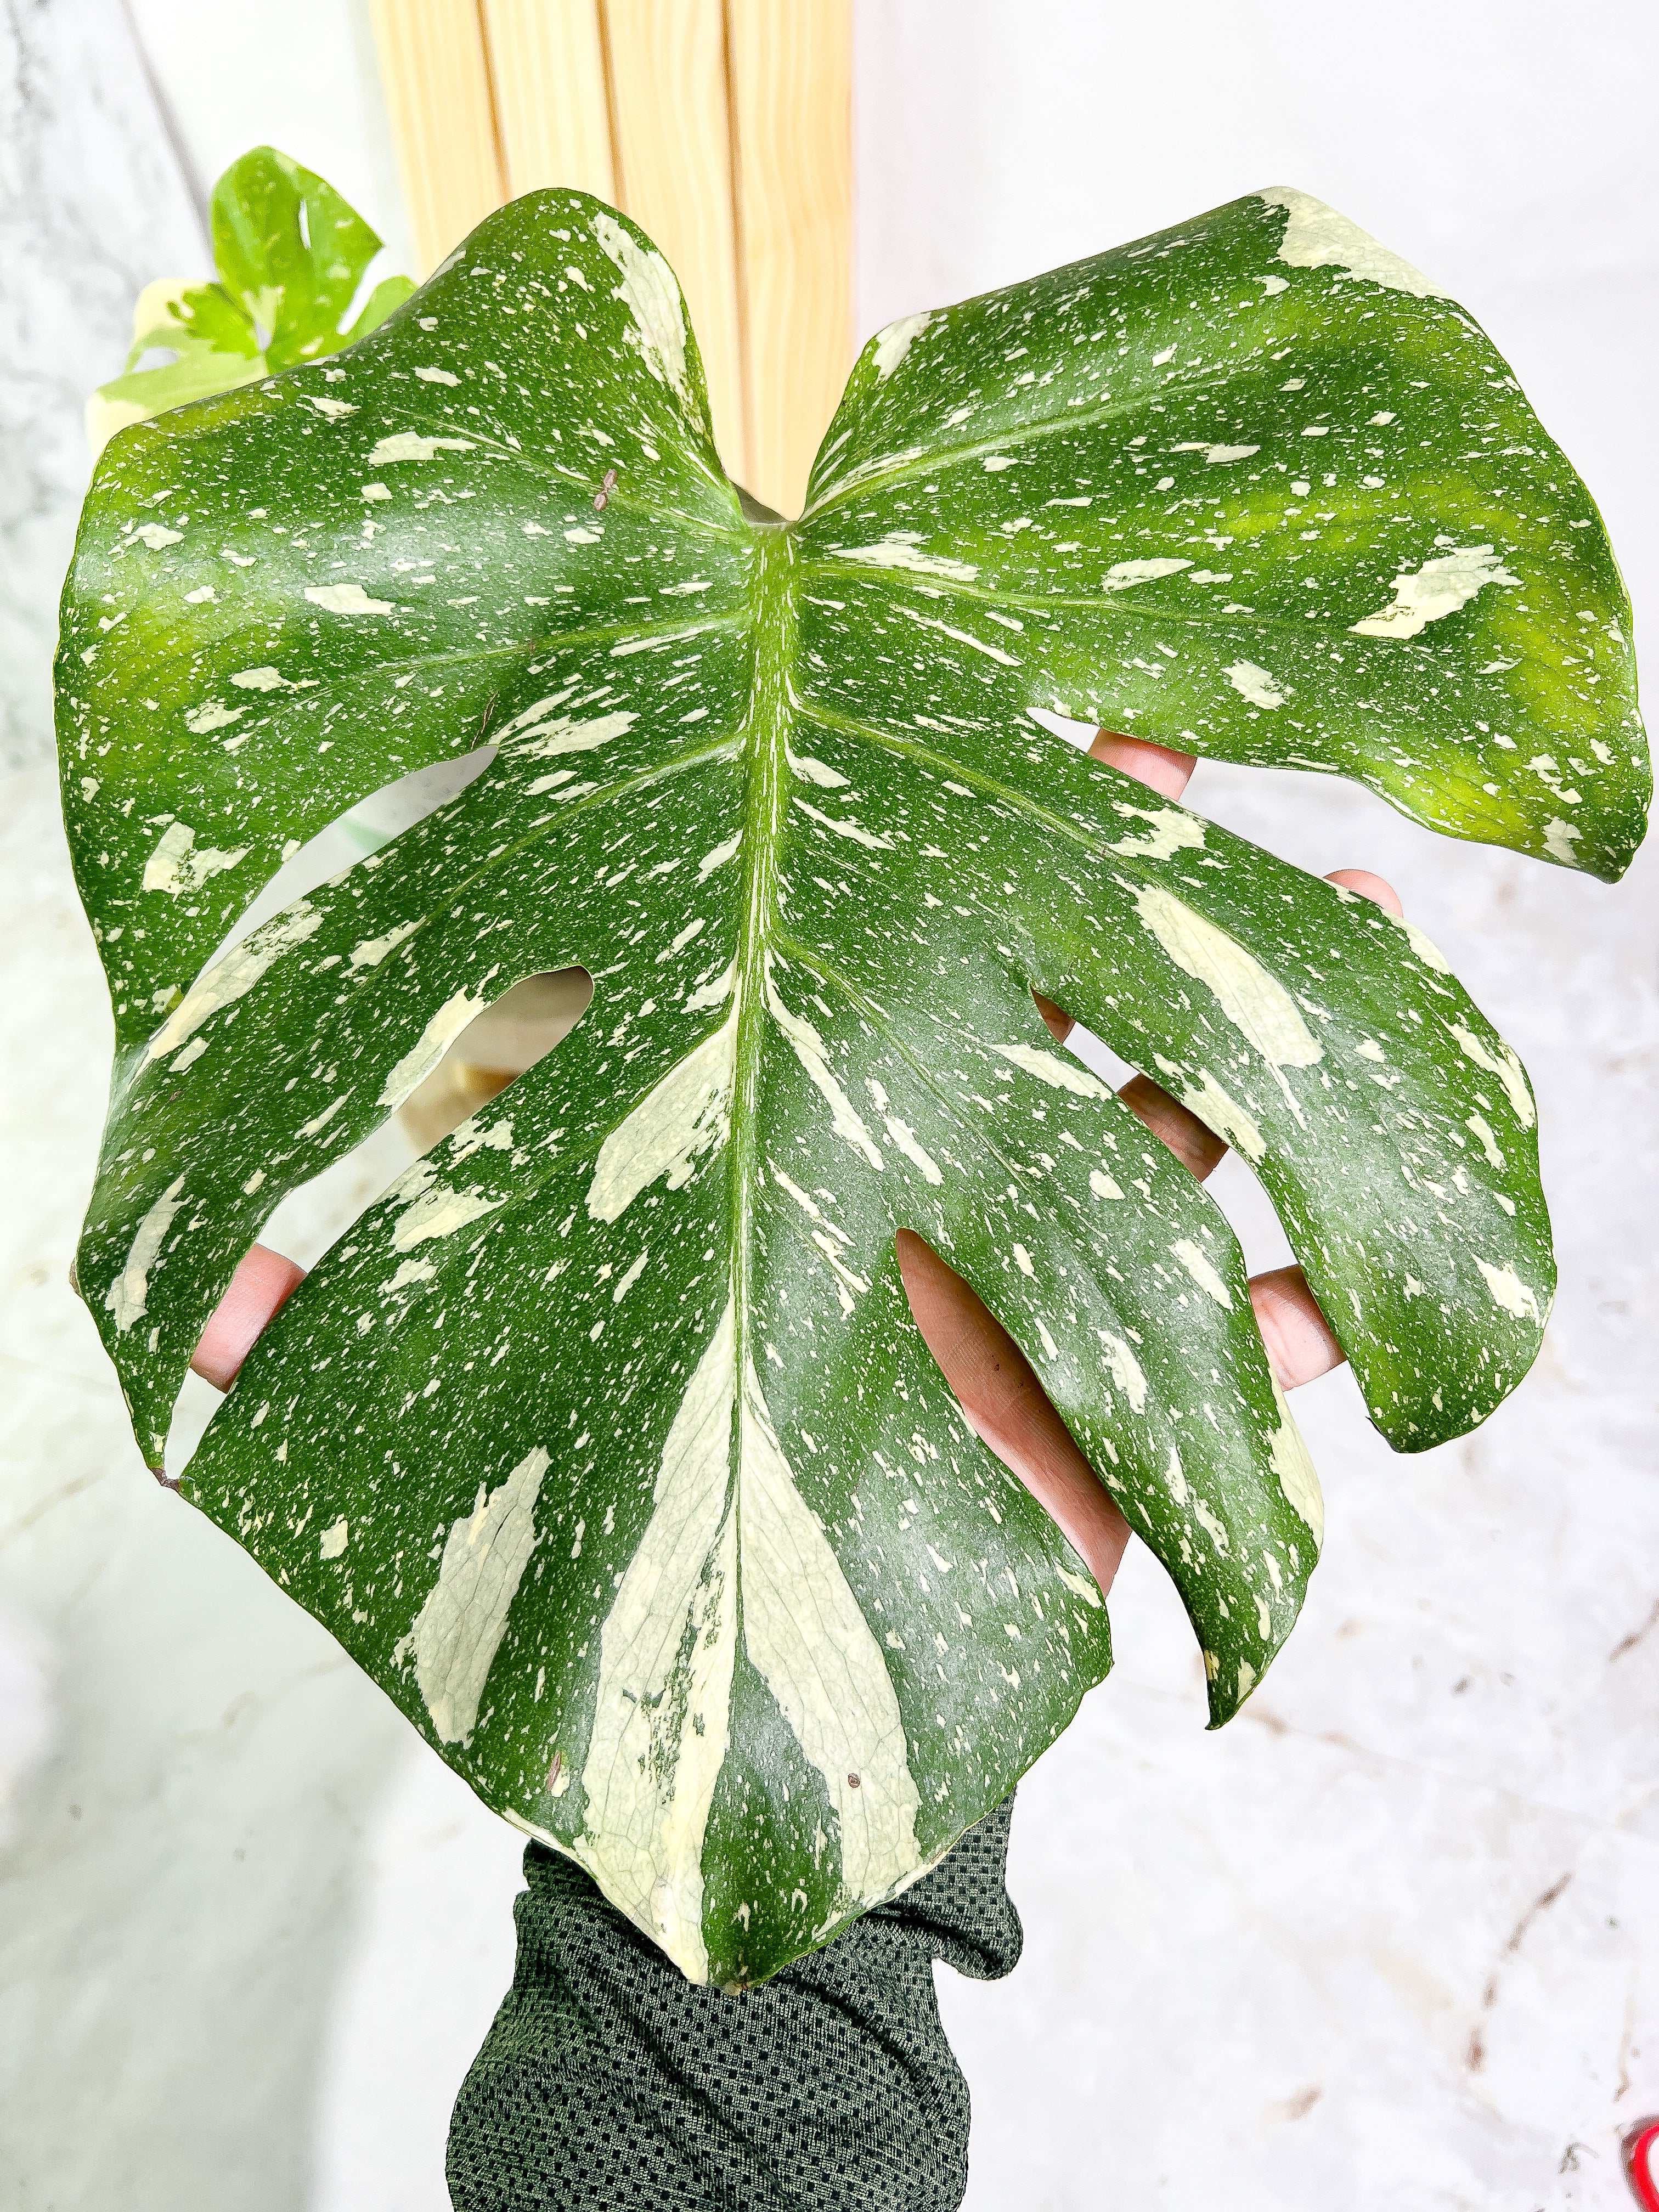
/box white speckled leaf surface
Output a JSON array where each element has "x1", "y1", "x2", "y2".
[{"x1": 57, "y1": 187, "x2": 1646, "y2": 1985}]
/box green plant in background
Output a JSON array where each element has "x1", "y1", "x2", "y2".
[
  {"x1": 57, "y1": 176, "x2": 1646, "y2": 1988},
  {"x1": 86, "y1": 146, "x2": 413, "y2": 458}
]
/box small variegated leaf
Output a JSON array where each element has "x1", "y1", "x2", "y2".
[
  {"x1": 86, "y1": 146, "x2": 413, "y2": 458},
  {"x1": 58, "y1": 184, "x2": 1645, "y2": 1987}
]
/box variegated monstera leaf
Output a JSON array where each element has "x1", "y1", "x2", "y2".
[
  {"x1": 86, "y1": 146, "x2": 413, "y2": 459},
  {"x1": 59, "y1": 184, "x2": 1646, "y2": 1987}
]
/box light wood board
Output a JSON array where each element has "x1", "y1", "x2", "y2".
[
  {"x1": 367, "y1": 0, "x2": 506, "y2": 275},
  {"x1": 368, "y1": 0, "x2": 853, "y2": 509},
  {"x1": 728, "y1": 0, "x2": 853, "y2": 515},
  {"x1": 482, "y1": 0, "x2": 615, "y2": 202}
]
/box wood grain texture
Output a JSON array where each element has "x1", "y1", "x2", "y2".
[
  {"x1": 368, "y1": 0, "x2": 506, "y2": 274},
  {"x1": 482, "y1": 0, "x2": 614, "y2": 202},
  {"x1": 368, "y1": 0, "x2": 852, "y2": 504},
  {"x1": 727, "y1": 0, "x2": 852, "y2": 516},
  {"x1": 602, "y1": 0, "x2": 746, "y2": 481}
]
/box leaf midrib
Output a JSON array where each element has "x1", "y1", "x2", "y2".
[
  {"x1": 724, "y1": 526, "x2": 1137, "y2": 1405},
  {"x1": 729, "y1": 528, "x2": 797, "y2": 1400}
]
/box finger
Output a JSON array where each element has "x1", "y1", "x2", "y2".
[
  {"x1": 1088, "y1": 729, "x2": 1197, "y2": 800},
  {"x1": 1248, "y1": 1263, "x2": 1346, "y2": 1391},
  {"x1": 1032, "y1": 989, "x2": 1075, "y2": 1042},
  {"x1": 1121, "y1": 1073, "x2": 1231, "y2": 1180},
  {"x1": 191, "y1": 1243, "x2": 306, "y2": 1391},
  {"x1": 1325, "y1": 866, "x2": 1403, "y2": 917},
  {"x1": 895, "y1": 1228, "x2": 1132, "y2": 1599}
]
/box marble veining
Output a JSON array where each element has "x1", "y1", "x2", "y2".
[{"x1": 0, "y1": 0, "x2": 205, "y2": 775}]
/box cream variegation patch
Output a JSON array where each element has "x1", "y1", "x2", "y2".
[
  {"x1": 1259, "y1": 187, "x2": 1444, "y2": 300},
  {"x1": 409, "y1": 1448, "x2": 549, "y2": 1742},
  {"x1": 1135, "y1": 889, "x2": 1322, "y2": 1071},
  {"x1": 576, "y1": 1307, "x2": 922, "y2": 1980},
  {"x1": 575, "y1": 1306, "x2": 740, "y2": 1981},
  {"x1": 586, "y1": 1011, "x2": 738, "y2": 1222}
]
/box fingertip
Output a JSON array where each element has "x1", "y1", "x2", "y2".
[
  {"x1": 191, "y1": 1243, "x2": 305, "y2": 1392},
  {"x1": 894, "y1": 1225, "x2": 932, "y2": 1286},
  {"x1": 1325, "y1": 866, "x2": 1404, "y2": 918},
  {"x1": 1249, "y1": 1264, "x2": 1346, "y2": 1392},
  {"x1": 1117, "y1": 1073, "x2": 1228, "y2": 1182},
  {"x1": 1089, "y1": 729, "x2": 1197, "y2": 800}
]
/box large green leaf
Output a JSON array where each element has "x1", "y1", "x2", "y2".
[
  {"x1": 86, "y1": 146, "x2": 413, "y2": 457},
  {"x1": 58, "y1": 184, "x2": 1646, "y2": 1987}
]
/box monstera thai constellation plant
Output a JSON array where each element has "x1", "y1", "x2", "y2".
[
  {"x1": 85, "y1": 147, "x2": 413, "y2": 458},
  {"x1": 58, "y1": 166, "x2": 1647, "y2": 1990}
]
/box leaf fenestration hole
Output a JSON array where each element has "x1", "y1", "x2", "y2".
[
  {"x1": 175, "y1": 970, "x2": 593, "y2": 1470},
  {"x1": 251, "y1": 967, "x2": 594, "y2": 1279},
  {"x1": 1026, "y1": 992, "x2": 1279, "y2": 1260},
  {"x1": 1026, "y1": 707, "x2": 1099, "y2": 751},
  {"x1": 208, "y1": 742, "x2": 497, "y2": 966},
  {"x1": 893, "y1": 1227, "x2": 1129, "y2": 1600},
  {"x1": 1027, "y1": 985, "x2": 1133, "y2": 1085},
  {"x1": 399, "y1": 968, "x2": 595, "y2": 1153}
]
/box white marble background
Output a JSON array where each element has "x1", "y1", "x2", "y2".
[{"x1": 1, "y1": 3, "x2": 1655, "y2": 2206}]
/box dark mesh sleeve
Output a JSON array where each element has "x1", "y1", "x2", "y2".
[{"x1": 445, "y1": 1798, "x2": 1021, "y2": 2212}]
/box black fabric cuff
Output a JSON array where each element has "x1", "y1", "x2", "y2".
[{"x1": 447, "y1": 1796, "x2": 1020, "y2": 2212}]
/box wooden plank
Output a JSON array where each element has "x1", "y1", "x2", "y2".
[
  {"x1": 602, "y1": 0, "x2": 747, "y2": 483},
  {"x1": 726, "y1": 0, "x2": 853, "y2": 516},
  {"x1": 371, "y1": 0, "x2": 852, "y2": 505},
  {"x1": 481, "y1": 0, "x2": 615, "y2": 202},
  {"x1": 368, "y1": 0, "x2": 507, "y2": 275}
]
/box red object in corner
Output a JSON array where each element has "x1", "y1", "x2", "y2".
[{"x1": 1624, "y1": 2119, "x2": 1659, "y2": 2211}]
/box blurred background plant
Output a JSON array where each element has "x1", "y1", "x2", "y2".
[{"x1": 86, "y1": 144, "x2": 411, "y2": 458}]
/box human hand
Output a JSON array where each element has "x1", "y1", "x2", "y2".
[{"x1": 192, "y1": 727, "x2": 1403, "y2": 1606}]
